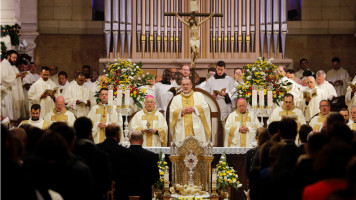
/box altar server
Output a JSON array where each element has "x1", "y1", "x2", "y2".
[
  {"x1": 44, "y1": 96, "x2": 76, "y2": 127},
  {"x1": 169, "y1": 78, "x2": 211, "y2": 144},
  {"x1": 64, "y1": 72, "x2": 94, "y2": 117},
  {"x1": 297, "y1": 76, "x2": 326, "y2": 121},
  {"x1": 308, "y1": 100, "x2": 331, "y2": 131},
  {"x1": 87, "y1": 88, "x2": 123, "y2": 144},
  {"x1": 224, "y1": 98, "x2": 263, "y2": 147},
  {"x1": 316, "y1": 70, "x2": 337, "y2": 101},
  {"x1": 28, "y1": 66, "x2": 57, "y2": 118},
  {"x1": 19, "y1": 104, "x2": 50, "y2": 129},
  {"x1": 129, "y1": 95, "x2": 168, "y2": 147}
]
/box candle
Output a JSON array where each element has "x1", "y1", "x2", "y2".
[
  {"x1": 267, "y1": 90, "x2": 273, "y2": 108},
  {"x1": 117, "y1": 85, "x2": 123, "y2": 107},
  {"x1": 108, "y1": 89, "x2": 113, "y2": 105},
  {"x1": 259, "y1": 88, "x2": 265, "y2": 108},
  {"x1": 124, "y1": 85, "x2": 130, "y2": 106},
  {"x1": 252, "y1": 87, "x2": 258, "y2": 107},
  {"x1": 212, "y1": 168, "x2": 217, "y2": 190}
]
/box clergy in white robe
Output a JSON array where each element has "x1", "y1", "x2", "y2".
[
  {"x1": 280, "y1": 76, "x2": 302, "y2": 105},
  {"x1": 18, "y1": 104, "x2": 50, "y2": 129},
  {"x1": 129, "y1": 95, "x2": 168, "y2": 147},
  {"x1": 224, "y1": 98, "x2": 263, "y2": 147},
  {"x1": 64, "y1": 73, "x2": 94, "y2": 118},
  {"x1": 169, "y1": 78, "x2": 211, "y2": 145},
  {"x1": 316, "y1": 70, "x2": 337, "y2": 101},
  {"x1": 308, "y1": 100, "x2": 330, "y2": 131},
  {"x1": 345, "y1": 76, "x2": 356, "y2": 112},
  {"x1": 44, "y1": 96, "x2": 76, "y2": 127},
  {"x1": 326, "y1": 57, "x2": 351, "y2": 96},
  {"x1": 28, "y1": 66, "x2": 58, "y2": 119},
  {"x1": 87, "y1": 88, "x2": 123, "y2": 144},
  {"x1": 204, "y1": 61, "x2": 235, "y2": 121},
  {"x1": 57, "y1": 71, "x2": 70, "y2": 96},
  {"x1": 295, "y1": 59, "x2": 315, "y2": 79},
  {"x1": 347, "y1": 106, "x2": 356, "y2": 131},
  {"x1": 297, "y1": 76, "x2": 326, "y2": 121},
  {"x1": 49, "y1": 65, "x2": 59, "y2": 85},
  {"x1": 267, "y1": 93, "x2": 306, "y2": 127}
]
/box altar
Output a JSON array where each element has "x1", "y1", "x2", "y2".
[{"x1": 145, "y1": 147, "x2": 252, "y2": 200}]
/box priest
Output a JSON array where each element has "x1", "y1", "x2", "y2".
[
  {"x1": 64, "y1": 72, "x2": 94, "y2": 117},
  {"x1": 129, "y1": 95, "x2": 167, "y2": 147},
  {"x1": 204, "y1": 61, "x2": 235, "y2": 121},
  {"x1": 297, "y1": 76, "x2": 326, "y2": 121},
  {"x1": 316, "y1": 70, "x2": 337, "y2": 101},
  {"x1": 345, "y1": 77, "x2": 356, "y2": 112},
  {"x1": 224, "y1": 98, "x2": 262, "y2": 147},
  {"x1": 278, "y1": 66, "x2": 302, "y2": 104},
  {"x1": 326, "y1": 57, "x2": 351, "y2": 96},
  {"x1": 87, "y1": 88, "x2": 123, "y2": 144},
  {"x1": 267, "y1": 93, "x2": 306, "y2": 127},
  {"x1": 169, "y1": 78, "x2": 211, "y2": 144},
  {"x1": 19, "y1": 104, "x2": 50, "y2": 129},
  {"x1": 28, "y1": 66, "x2": 58, "y2": 118},
  {"x1": 308, "y1": 100, "x2": 330, "y2": 131},
  {"x1": 44, "y1": 96, "x2": 76, "y2": 127},
  {"x1": 347, "y1": 106, "x2": 356, "y2": 131}
]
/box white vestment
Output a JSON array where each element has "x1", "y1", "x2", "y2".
[
  {"x1": 308, "y1": 113, "x2": 328, "y2": 131},
  {"x1": 129, "y1": 108, "x2": 168, "y2": 147},
  {"x1": 317, "y1": 81, "x2": 337, "y2": 101},
  {"x1": 87, "y1": 103, "x2": 123, "y2": 144},
  {"x1": 295, "y1": 68, "x2": 315, "y2": 79},
  {"x1": 224, "y1": 110, "x2": 262, "y2": 147},
  {"x1": 23, "y1": 73, "x2": 41, "y2": 116},
  {"x1": 347, "y1": 120, "x2": 356, "y2": 131},
  {"x1": 204, "y1": 75, "x2": 235, "y2": 121},
  {"x1": 326, "y1": 67, "x2": 350, "y2": 96},
  {"x1": 64, "y1": 82, "x2": 94, "y2": 117},
  {"x1": 281, "y1": 77, "x2": 302, "y2": 104},
  {"x1": 267, "y1": 105, "x2": 306, "y2": 126},
  {"x1": 28, "y1": 78, "x2": 57, "y2": 119},
  {"x1": 345, "y1": 78, "x2": 356, "y2": 112},
  {"x1": 169, "y1": 91, "x2": 211, "y2": 145},
  {"x1": 1, "y1": 59, "x2": 26, "y2": 120},
  {"x1": 18, "y1": 118, "x2": 50, "y2": 129},
  {"x1": 58, "y1": 81, "x2": 69, "y2": 96},
  {"x1": 50, "y1": 75, "x2": 59, "y2": 86},
  {"x1": 44, "y1": 108, "x2": 76, "y2": 127},
  {"x1": 155, "y1": 82, "x2": 174, "y2": 115},
  {"x1": 297, "y1": 87, "x2": 326, "y2": 121}
]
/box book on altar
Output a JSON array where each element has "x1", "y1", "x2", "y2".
[
  {"x1": 43, "y1": 87, "x2": 58, "y2": 95},
  {"x1": 348, "y1": 82, "x2": 356, "y2": 89},
  {"x1": 281, "y1": 114, "x2": 298, "y2": 121},
  {"x1": 303, "y1": 88, "x2": 317, "y2": 99},
  {"x1": 213, "y1": 88, "x2": 226, "y2": 94}
]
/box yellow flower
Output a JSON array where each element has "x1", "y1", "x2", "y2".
[{"x1": 160, "y1": 171, "x2": 164, "y2": 175}]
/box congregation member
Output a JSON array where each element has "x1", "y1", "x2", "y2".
[
  {"x1": 97, "y1": 124, "x2": 132, "y2": 200},
  {"x1": 28, "y1": 66, "x2": 58, "y2": 118},
  {"x1": 18, "y1": 104, "x2": 50, "y2": 129},
  {"x1": 65, "y1": 72, "x2": 94, "y2": 117},
  {"x1": 205, "y1": 61, "x2": 235, "y2": 121},
  {"x1": 345, "y1": 76, "x2": 356, "y2": 112},
  {"x1": 129, "y1": 95, "x2": 167, "y2": 147},
  {"x1": 57, "y1": 71, "x2": 69, "y2": 95},
  {"x1": 326, "y1": 57, "x2": 351, "y2": 96},
  {"x1": 1, "y1": 50, "x2": 27, "y2": 120},
  {"x1": 87, "y1": 88, "x2": 123, "y2": 144},
  {"x1": 316, "y1": 70, "x2": 337, "y2": 101},
  {"x1": 49, "y1": 65, "x2": 59, "y2": 85},
  {"x1": 297, "y1": 76, "x2": 326, "y2": 121},
  {"x1": 127, "y1": 131, "x2": 160, "y2": 200},
  {"x1": 224, "y1": 98, "x2": 262, "y2": 147},
  {"x1": 169, "y1": 78, "x2": 211, "y2": 144},
  {"x1": 339, "y1": 107, "x2": 350, "y2": 124},
  {"x1": 44, "y1": 96, "x2": 76, "y2": 126},
  {"x1": 347, "y1": 106, "x2": 356, "y2": 131},
  {"x1": 308, "y1": 100, "x2": 331, "y2": 131},
  {"x1": 267, "y1": 93, "x2": 306, "y2": 127},
  {"x1": 295, "y1": 58, "x2": 314, "y2": 79}
]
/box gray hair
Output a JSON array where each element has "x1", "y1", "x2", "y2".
[{"x1": 316, "y1": 70, "x2": 326, "y2": 78}]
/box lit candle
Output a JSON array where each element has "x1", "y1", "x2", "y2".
[
  {"x1": 212, "y1": 168, "x2": 217, "y2": 190},
  {"x1": 116, "y1": 85, "x2": 123, "y2": 107},
  {"x1": 252, "y1": 86, "x2": 258, "y2": 107},
  {"x1": 259, "y1": 87, "x2": 265, "y2": 108},
  {"x1": 267, "y1": 90, "x2": 273, "y2": 108},
  {"x1": 108, "y1": 85, "x2": 114, "y2": 105},
  {"x1": 124, "y1": 85, "x2": 130, "y2": 106}
]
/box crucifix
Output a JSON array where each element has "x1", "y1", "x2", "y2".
[{"x1": 164, "y1": 0, "x2": 223, "y2": 86}]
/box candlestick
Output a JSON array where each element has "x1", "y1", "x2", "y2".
[
  {"x1": 259, "y1": 86, "x2": 265, "y2": 108},
  {"x1": 124, "y1": 85, "x2": 130, "y2": 106},
  {"x1": 252, "y1": 85, "x2": 258, "y2": 108},
  {"x1": 117, "y1": 85, "x2": 123, "y2": 107}
]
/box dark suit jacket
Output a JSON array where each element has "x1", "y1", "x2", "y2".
[
  {"x1": 73, "y1": 139, "x2": 112, "y2": 200},
  {"x1": 127, "y1": 145, "x2": 159, "y2": 200},
  {"x1": 97, "y1": 138, "x2": 132, "y2": 200}
]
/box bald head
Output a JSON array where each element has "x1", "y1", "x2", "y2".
[
  {"x1": 55, "y1": 96, "x2": 65, "y2": 112},
  {"x1": 130, "y1": 131, "x2": 144, "y2": 145},
  {"x1": 237, "y1": 98, "x2": 247, "y2": 113},
  {"x1": 307, "y1": 76, "x2": 316, "y2": 89}
]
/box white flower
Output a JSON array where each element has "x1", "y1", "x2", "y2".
[
  {"x1": 103, "y1": 70, "x2": 106, "y2": 72},
  {"x1": 252, "y1": 67, "x2": 256, "y2": 71},
  {"x1": 114, "y1": 59, "x2": 118, "y2": 62},
  {"x1": 127, "y1": 59, "x2": 132, "y2": 62},
  {"x1": 246, "y1": 76, "x2": 252, "y2": 80},
  {"x1": 233, "y1": 180, "x2": 236, "y2": 183},
  {"x1": 238, "y1": 184, "x2": 243, "y2": 188}
]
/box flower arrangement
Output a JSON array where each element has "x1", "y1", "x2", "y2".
[
  {"x1": 233, "y1": 57, "x2": 291, "y2": 105},
  {"x1": 216, "y1": 153, "x2": 242, "y2": 190},
  {"x1": 0, "y1": 24, "x2": 21, "y2": 46},
  {"x1": 97, "y1": 59, "x2": 154, "y2": 108},
  {"x1": 1, "y1": 42, "x2": 7, "y2": 61},
  {"x1": 155, "y1": 152, "x2": 167, "y2": 190},
  {"x1": 171, "y1": 197, "x2": 205, "y2": 200}
]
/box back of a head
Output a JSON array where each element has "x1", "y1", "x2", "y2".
[
  {"x1": 130, "y1": 131, "x2": 143, "y2": 144},
  {"x1": 327, "y1": 123, "x2": 353, "y2": 144},
  {"x1": 257, "y1": 127, "x2": 271, "y2": 146},
  {"x1": 9, "y1": 128, "x2": 27, "y2": 143},
  {"x1": 299, "y1": 124, "x2": 313, "y2": 143},
  {"x1": 49, "y1": 122, "x2": 76, "y2": 147},
  {"x1": 74, "y1": 117, "x2": 93, "y2": 139},
  {"x1": 26, "y1": 126, "x2": 43, "y2": 154},
  {"x1": 268, "y1": 121, "x2": 280, "y2": 136},
  {"x1": 279, "y1": 118, "x2": 297, "y2": 140},
  {"x1": 105, "y1": 124, "x2": 120, "y2": 139},
  {"x1": 314, "y1": 140, "x2": 352, "y2": 180},
  {"x1": 326, "y1": 113, "x2": 345, "y2": 131},
  {"x1": 307, "y1": 133, "x2": 329, "y2": 157}
]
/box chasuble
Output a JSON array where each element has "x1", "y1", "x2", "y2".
[{"x1": 44, "y1": 108, "x2": 76, "y2": 127}]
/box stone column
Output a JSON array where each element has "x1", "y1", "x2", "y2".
[{"x1": 20, "y1": 0, "x2": 39, "y2": 60}]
